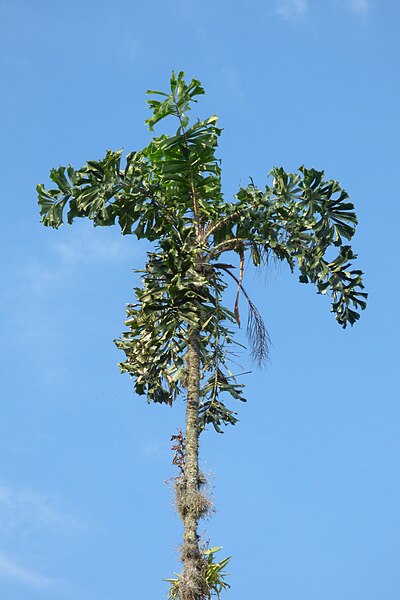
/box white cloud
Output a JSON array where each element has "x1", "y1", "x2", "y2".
[
  {"x1": 141, "y1": 442, "x2": 161, "y2": 457},
  {"x1": 221, "y1": 65, "x2": 245, "y2": 102},
  {"x1": 53, "y1": 226, "x2": 132, "y2": 265},
  {"x1": 274, "y1": 0, "x2": 308, "y2": 21},
  {"x1": 0, "y1": 484, "x2": 82, "y2": 534},
  {"x1": 0, "y1": 552, "x2": 56, "y2": 588},
  {"x1": 21, "y1": 260, "x2": 63, "y2": 296},
  {"x1": 0, "y1": 485, "x2": 82, "y2": 588},
  {"x1": 19, "y1": 225, "x2": 137, "y2": 298},
  {"x1": 345, "y1": 0, "x2": 369, "y2": 14}
]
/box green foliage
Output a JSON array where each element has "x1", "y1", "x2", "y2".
[
  {"x1": 166, "y1": 546, "x2": 231, "y2": 599},
  {"x1": 38, "y1": 71, "x2": 367, "y2": 433},
  {"x1": 146, "y1": 70, "x2": 205, "y2": 131},
  {"x1": 214, "y1": 165, "x2": 367, "y2": 327},
  {"x1": 114, "y1": 232, "x2": 246, "y2": 432}
]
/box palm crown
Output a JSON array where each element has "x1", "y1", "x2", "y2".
[{"x1": 38, "y1": 71, "x2": 367, "y2": 434}]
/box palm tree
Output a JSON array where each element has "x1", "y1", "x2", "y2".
[{"x1": 37, "y1": 72, "x2": 367, "y2": 600}]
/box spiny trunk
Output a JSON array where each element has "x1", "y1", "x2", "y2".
[{"x1": 179, "y1": 332, "x2": 207, "y2": 600}]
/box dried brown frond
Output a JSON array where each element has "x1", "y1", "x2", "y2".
[
  {"x1": 213, "y1": 261, "x2": 271, "y2": 368},
  {"x1": 171, "y1": 429, "x2": 186, "y2": 475},
  {"x1": 247, "y1": 298, "x2": 271, "y2": 368}
]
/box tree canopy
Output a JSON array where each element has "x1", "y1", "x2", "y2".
[{"x1": 38, "y1": 71, "x2": 367, "y2": 434}]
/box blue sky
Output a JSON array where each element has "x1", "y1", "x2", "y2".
[{"x1": 1, "y1": 0, "x2": 399, "y2": 598}]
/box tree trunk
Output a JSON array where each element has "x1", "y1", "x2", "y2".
[{"x1": 179, "y1": 332, "x2": 207, "y2": 600}]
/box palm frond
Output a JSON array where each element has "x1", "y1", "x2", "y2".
[
  {"x1": 247, "y1": 299, "x2": 270, "y2": 368},
  {"x1": 213, "y1": 263, "x2": 270, "y2": 368}
]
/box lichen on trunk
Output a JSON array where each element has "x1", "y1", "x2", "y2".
[{"x1": 178, "y1": 332, "x2": 208, "y2": 600}]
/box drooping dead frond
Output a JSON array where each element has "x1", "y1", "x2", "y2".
[
  {"x1": 234, "y1": 247, "x2": 245, "y2": 326},
  {"x1": 247, "y1": 299, "x2": 270, "y2": 368},
  {"x1": 213, "y1": 262, "x2": 271, "y2": 368}
]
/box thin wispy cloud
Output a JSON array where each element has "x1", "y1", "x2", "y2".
[
  {"x1": 53, "y1": 226, "x2": 134, "y2": 266},
  {"x1": 221, "y1": 65, "x2": 245, "y2": 102},
  {"x1": 0, "y1": 485, "x2": 82, "y2": 588},
  {"x1": 345, "y1": 0, "x2": 369, "y2": 14},
  {"x1": 274, "y1": 0, "x2": 308, "y2": 21},
  {"x1": 0, "y1": 552, "x2": 57, "y2": 588},
  {"x1": 0, "y1": 485, "x2": 79, "y2": 533},
  {"x1": 20, "y1": 225, "x2": 138, "y2": 298},
  {"x1": 141, "y1": 442, "x2": 161, "y2": 457},
  {"x1": 274, "y1": 0, "x2": 369, "y2": 21},
  {"x1": 2, "y1": 224, "x2": 140, "y2": 391}
]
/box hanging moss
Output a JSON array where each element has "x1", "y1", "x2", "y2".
[{"x1": 174, "y1": 476, "x2": 213, "y2": 521}]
